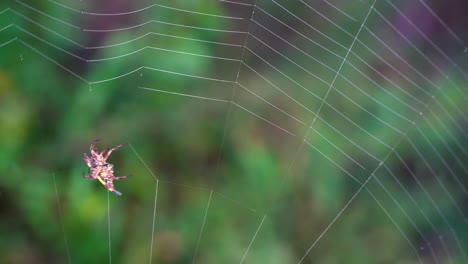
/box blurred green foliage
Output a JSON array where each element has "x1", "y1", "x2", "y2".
[{"x1": 1, "y1": 0, "x2": 468, "y2": 263}]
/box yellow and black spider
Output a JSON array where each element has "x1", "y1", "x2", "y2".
[{"x1": 83, "y1": 140, "x2": 129, "y2": 196}]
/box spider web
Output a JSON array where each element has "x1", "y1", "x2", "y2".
[{"x1": 1, "y1": 0, "x2": 468, "y2": 263}]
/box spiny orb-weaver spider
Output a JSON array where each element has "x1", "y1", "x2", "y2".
[{"x1": 83, "y1": 140, "x2": 130, "y2": 196}]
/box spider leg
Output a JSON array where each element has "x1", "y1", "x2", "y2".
[
  {"x1": 83, "y1": 153, "x2": 92, "y2": 167},
  {"x1": 104, "y1": 143, "x2": 127, "y2": 159},
  {"x1": 104, "y1": 181, "x2": 122, "y2": 196},
  {"x1": 99, "y1": 148, "x2": 110, "y2": 158},
  {"x1": 112, "y1": 189, "x2": 122, "y2": 196},
  {"x1": 113, "y1": 175, "x2": 131, "y2": 180},
  {"x1": 82, "y1": 173, "x2": 94, "y2": 179},
  {"x1": 90, "y1": 139, "x2": 102, "y2": 155}
]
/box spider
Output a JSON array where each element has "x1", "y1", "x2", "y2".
[{"x1": 83, "y1": 140, "x2": 129, "y2": 196}]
